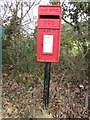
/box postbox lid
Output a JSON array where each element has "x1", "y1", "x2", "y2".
[{"x1": 38, "y1": 5, "x2": 62, "y2": 16}]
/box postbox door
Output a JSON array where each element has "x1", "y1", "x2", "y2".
[{"x1": 37, "y1": 28, "x2": 61, "y2": 62}]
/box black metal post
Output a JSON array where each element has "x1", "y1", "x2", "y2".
[{"x1": 43, "y1": 62, "x2": 51, "y2": 109}]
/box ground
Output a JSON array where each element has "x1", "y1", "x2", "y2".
[{"x1": 2, "y1": 71, "x2": 89, "y2": 118}]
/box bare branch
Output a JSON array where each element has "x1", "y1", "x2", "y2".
[
  {"x1": 22, "y1": 0, "x2": 36, "y2": 19},
  {"x1": 62, "y1": 16, "x2": 75, "y2": 27}
]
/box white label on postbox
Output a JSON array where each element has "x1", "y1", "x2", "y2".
[{"x1": 43, "y1": 35, "x2": 53, "y2": 54}]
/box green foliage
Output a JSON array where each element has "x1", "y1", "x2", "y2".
[{"x1": 61, "y1": 23, "x2": 79, "y2": 56}]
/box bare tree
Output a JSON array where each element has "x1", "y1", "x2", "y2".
[{"x1": 0, "y1": 0, "x2": 42, "y2": 34}]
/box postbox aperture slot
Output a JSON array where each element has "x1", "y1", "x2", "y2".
[{"x1": 39, "y1": 15, "x2": 60, "y2": 19}]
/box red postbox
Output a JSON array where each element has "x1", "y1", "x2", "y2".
[{"x1": 37, "y1": 5, "x2": 62, "y2": 62}]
